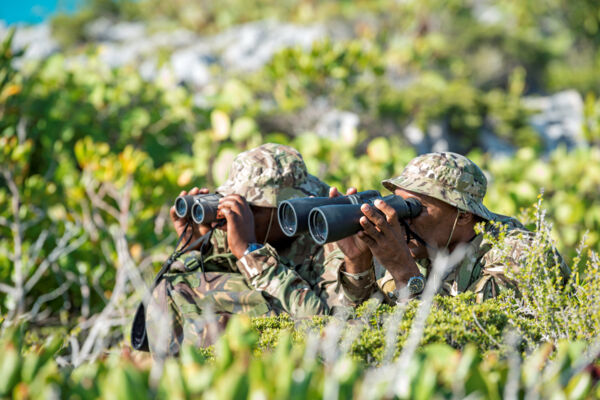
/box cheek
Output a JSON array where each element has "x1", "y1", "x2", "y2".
[{"x1": 409, "y1": 215, "x2": 430, "y2": 235}]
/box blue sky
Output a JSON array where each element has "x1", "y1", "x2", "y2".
[{"x1": 1, "y1": 0, "x2": 81, "y2": 25}]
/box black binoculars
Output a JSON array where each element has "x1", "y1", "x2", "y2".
[
  {"x1": 277, "y1": 190, "x2": 422, "y2": 244},
  {"x1": 307, "y1": 195, "x2": 422, "y2": 244},
  {"x1": 277, "y1": 190, "x2": 381, "y2": 237},
  {"x1": 174, "y1": 193, "x2": 223, "y2": 225}
]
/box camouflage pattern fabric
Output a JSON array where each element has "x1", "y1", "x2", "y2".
[
  {"x1": 382, "y1": 152, "x2": 495, "y2": 220},
  {"x1": 216, "y1": 143, "x2": 329, "y2": 208},
  {"x1": 146, "y1": 229, "x2": 347, "y2": 355},
  {"x1": 339, "y1": 215, "x2": 571, "y2": 304}
]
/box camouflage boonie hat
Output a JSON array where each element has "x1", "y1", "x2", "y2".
[
  {"x1": 216, "y1": 143, "x2": 329, "y2": 208},
  {"x1": 382, "y1": 152, "x2": 495, "y2": 220}
]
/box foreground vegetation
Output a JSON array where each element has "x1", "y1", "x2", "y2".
[{"x1": 2, "y1": 316, "x2": 599, "y2": 399}]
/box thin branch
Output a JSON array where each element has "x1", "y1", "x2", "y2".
[
  {"x1": 28, "y1": 229, "x2": 49, "y2": 263},
  {"x1": 84, "y1": 179, "x2": 121, "y2": 222},
  {"x1": 17, "y1": 117, "x2": 27, "y2": 144},
  {"x1": 0, "y1": 282, "x2": 16, "y2": 295},
  {"x1": 20, "y1": 206, "x2": 45, "y2": 231},
  {"x1": 24, "y1": 225, "x2": 87, "y2": 292},
  {"x1": 79, "y1": 274, "x2": 90, "y2": 318},
  {"x1": 79, "y1": 198, "x2": 99, "y2": 242},
  {"x1": 30, "y1": 280, "x2": 72, "y2": 319},
  {"x1": 472, "y1": 310, "x2": 501, "y2": 347},
  {"x1": 2, "y1": 168, "x2": 25, "y2": 317}
]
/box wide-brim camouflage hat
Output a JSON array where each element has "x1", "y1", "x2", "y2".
[
  {"x1": 216, "y1": 143, "x2": 330, "y2": 208},
  {"x1": 382, "y1": 152, "x2": 496, "y2": 220}
]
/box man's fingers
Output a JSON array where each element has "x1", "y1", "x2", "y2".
[
  {"x1": 357, "y1": 231, "x2": 376, "y2": 246},
  {"x1": 199, "y1": 188, "x2": 209, "y2": 194},
  {"x1": 218, "y1": 200, "x2": 244, "y2": 216},
  {"x1": 219, "y1": 194, "x2": 247, "y2": 206},
  {"x1": 360, "y1": 215, "x2": 383, "y2": 238},
  {"x1": 374, "y1": 199, "x2": 401, "y2": 226},
  {"x1": 330, "y1": 187, "x2": 358, "y2": 198},
  {"x1": 361, "y1": 203, "x2": 388, "y2": 231}
]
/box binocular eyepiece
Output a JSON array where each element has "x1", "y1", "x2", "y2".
[
  {"x1": 277, "y1": 190, "x2": 381, "y2": 237},
  {"x1": 308, "y1": 195, "x2": 422, "y2": 244},
  {"x1": 174, "y1": 193, "x2": 223, "y2": 225}
]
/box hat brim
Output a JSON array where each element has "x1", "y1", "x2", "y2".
[{"x1": 382, "y1": 177, "x2": 495, "y2": 221}]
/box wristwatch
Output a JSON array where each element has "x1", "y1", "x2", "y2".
[
  {"x1": 406, "y1": 275, "x2": 426, "y2": 295},
  {"x1": 243, "y1": 243, "x2": 264, "y2": 256},
  {"x1": 389, "y1": 274, "x2": 426, "y2": 301}
]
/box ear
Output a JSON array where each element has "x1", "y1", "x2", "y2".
[{"x1": 456, "y1": 210, "x2": 476, "y2": 226}]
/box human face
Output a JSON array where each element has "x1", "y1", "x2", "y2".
[
  {"x1": 394, "y1": 188, "x2": 461, "y2": 259},
  {"x1": 250, "y1": 205, "x2": 288, "y2": 245}
]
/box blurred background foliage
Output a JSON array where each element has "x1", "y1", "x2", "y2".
[{"x1": 1, "y1": 0, "x2": 600, "y2": 396}]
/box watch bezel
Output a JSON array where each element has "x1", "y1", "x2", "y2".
[{"x1": 407, "y1": 275, "x2": 425, "y2": 295}]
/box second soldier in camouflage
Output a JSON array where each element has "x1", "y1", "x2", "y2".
[{"x1": 334, "y1": 152, "x2": 570, "y2": 305}]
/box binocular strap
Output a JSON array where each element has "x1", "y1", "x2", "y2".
[
  {"x1": 400, "y1": 220, "x2": 428, "y2": 248},
  {"x1": 131, "y1": 222, "x2": 218, "y2": 352}
]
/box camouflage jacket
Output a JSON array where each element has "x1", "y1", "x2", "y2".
[
  {"x1": 164, "y1": 229, "x2": 346, "y2": 317},
  {"x1": 146, "y1": 229, "x2": 350, "y2": 353},
  {"x1": 338, "y1": 215, "x2": 571, "y2": 305}
]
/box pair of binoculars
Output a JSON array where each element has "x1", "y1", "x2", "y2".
[
  {"x1": 277, "y1": 190, "x2": 422, "y2": 244},
  {"x1": 174, "y1": 193, "x2": 223, "y2": 224}
]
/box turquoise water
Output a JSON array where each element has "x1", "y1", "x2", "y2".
[{"x1": 1, "y1": 0, "x2": 81, "y2": 25}]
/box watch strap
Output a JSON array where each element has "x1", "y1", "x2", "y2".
[{"x1": 244, "y1": 243, "x2": 264, "y2": 256}]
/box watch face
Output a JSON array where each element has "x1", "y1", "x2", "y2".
[{"x1": 408, "y1": 276, "x2": 425, "y2": 294}]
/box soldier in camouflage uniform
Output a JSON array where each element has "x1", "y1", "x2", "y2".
[
  {"x1": 146, "y1": 143, "x2": 345, "y2": 356},
  {"x1": 334, "y1": 152, "x2": 570, "y2": 305}
]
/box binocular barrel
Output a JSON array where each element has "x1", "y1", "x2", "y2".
[
  {"x1": 174, "y1": 195, "x2": 198, "y2": 219},
  {"x1": 277, "y1": 190, "x2": 381, "y2": 237},
  {"x1": 308, "y1": 195, "x2": 422, "y2": 245},
  {"x1": 174, "y1": 193, "x2": 223, "y2": 224}
]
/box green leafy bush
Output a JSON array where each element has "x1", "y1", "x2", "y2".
[{"x1": 1, "y1": 315, "x2": 599, "y2": 399}]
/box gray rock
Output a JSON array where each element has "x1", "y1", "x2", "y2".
[
  {"x1": 4, "y1": 23, "x2": 59, "y2": 65},
  {"x1": 138, "y1": 58, "x2": 158, "y2": 81},
  {"x1": 171, "y1": 47, "x2": 212, "y2": 88},
  {"x1": 219, "y1": 20, "x2": 326, "y2": 72},
  {"x1": 480, "y1": 127, "x2": 515, "y2": 158},
  {"x1": 524, "y1": 90, "x2": 585, "y2": 152},
  {"x1": 428, "y1": 121, "x2": 450, "y2": 152},
  {"x1": 86, "y1": 18, "x2": 146, "y2": 42},
  {"x1": 404, "y1": 123, "x2": 428, "y2": 154},
  {"x1": 472, "y1": 1, "x2": 504, "y2": 25},
  {"x1": 315, "y1": 109, "x2": 360, "y2": 142},
  {"x1": 97, "y1": 42, "x2": 142, "y2": 67},
  {"x1": 403, "y1": 121, "x2": 451, "y2": 154}
]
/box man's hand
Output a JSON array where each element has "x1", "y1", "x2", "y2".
[
  {"x1": 170, "y1": 187, "x2": 210, "y2": 250},
  {"x1": 330, "y1": 187, "x2": 373, "y2": 273},
  {"x1": 358, "y1": 199, "x2": 421, "y2": 285},
  {"x1": 218, "y1": 194, "x2": 257, "y2": 259}
]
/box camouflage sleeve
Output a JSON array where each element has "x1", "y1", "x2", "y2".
[
  {"x1": 316, "y1": 243, "x2": 382, "y2": 309},
  {"x1": 337, "y1": 266, "x2": 378, "y2": 306},
  {"x1": 468, "y1": 229, "x2": 571, "y2": 303},
  {"x1": 236, "y1": 244, "x2": 331, "y2": 317},
  {"x1": 330, "y1": 252, "x2": 384, "y2": 307}
]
